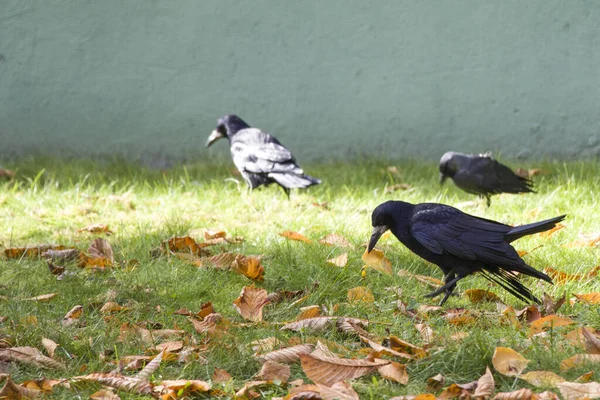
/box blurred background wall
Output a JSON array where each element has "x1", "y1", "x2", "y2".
[{"x1": 1, "y1": 0, "x2": 599, "y2": 165}]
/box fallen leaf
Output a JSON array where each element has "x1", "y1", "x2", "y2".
[
  {"x1": 319, "y1": 234, "x2": 353, "y2": 250},
  {"x1": 327, "y1": 253, "x2": 348, "y2": 267},
  {"x1": 299, "y1": 353, "x2": 390, "y2": 386},
  {"x1": 100, "y1": 302, "x2": 126, "y2": 314},
  {"x1": 542, "y1": 293, "x2": 566, "y2": 315},
  {"x1": 515, "y1": 168, "x2": 546, "y2": 179},
  {"x1": 62, "y1": 305, "x2": 83, "y2": 326},
  {"x1": 574, "y1": 292, "x2": 600, "y2": 304},
  {"x1": 279, "y1": 231, "x2": 311, "y2": 244},
  {"x1": 296, "y1": 305, "x2": 321, "y2": 321},
  {"x1": 73, "y1": 373, "x2": 153, "y2": 396},
  {"x1": 163, "y1": 235, "x2": 206, "y2": 255},
  {"x1": 42, "y1": 248, "x2": 81, "y2": 262},
  {"x1": 0, "y1": 375, "x2": 40, "y2": 399},
  {"x1": 347, "y1": 287, "x2": 374, "y2": 304},
  {"x1": 520, "y1": 371, "x2": 566, "y2": 387},
  {"x1": 414, "y1": 324, "x2": 434, "y2": 345},
  {"x1": 233, "y1": 286, "x2": 269, "y2": 322},
  {"x1": 387, "y1": 336, "x2": 427, "y2": 358},
  {"x1": 397, "y1": 269, "x2": 443, "y2": 288},
  {"x1": 564, "y1": 233, "x2": 600, "y2": 249},
  {"x1": 0, "y1": 346, "x2": 66, "y2": 370},
  {"x1": 188, "y1": 313, "x2": 223, "y2": 335},
  {"x1": 537, "y1": 391, "x2": 561, "y2": 400},
  {"x1": 231, "y1": 255, "x2": 265, "y2": 281},
  {"x1": 544, "y1": 266, "x2": 600, "y2": 285},
  {"x1": 530, "y1": 315, "x2": 574, "y2": 335},
  {"x1": 0, "y1": 168, "x2": 15, "y2": 179},
  {"x1": 78, "y1": 224, "x2": 112, "y2": 234},
  {"x1": 464, "y1": 289, "x2": 501, "y2": 303},
  {"x1": 23, "y1": 293, "x2": 56, "y2": 302},
  {"x1": 438, "y1": 383, "x2": 465, "y2": 399},
  {"x1": 154, "y1": 379, "x2": 211, "y2": 396},
  {"x1": 4, "y1": 245, "x2": 67, "y2": 259},
  {"x1": 212, "y1": 367, "x2": 232, "y2": 384},
  {"x1": 88, "y1": 237, "x2": 114, "y2": 263},
  {"x1": 575, "y1": 371, "x2": 595, "y2": 383},
  {"x1": 473, "y1": 366, "x2": 495, "y2": 398},
  {"x1": 281, "y1": 317, "x2": 342, "y2": 332},
  {"x1": 362, "y1": 249, "x2": 392, "y2": 275},
  {"x1": 556, "y1": 381, "x2": 600, "y2": 400},
  {"x1": 234, "y1": 380, "x2": 269, "y2": 399},
  {"x1": 256, "y1": 360, "x2": 290, "y2": 382},
  {"x1": 492, "y1": 347, "x2": 529, "y2": 377},
  {"x1": 41, "y1": 338, "x2": 59, "y2": 359},
  {"x1": 199, "y1": 252, "x2": 237, "y2": 269},
  {"x1": 560, "y1": 354, "x2": 600, "y2": 371},
  {"x1": 581, "y1": 327, "x2": 600, "y2": 354},
  {"x1": 135, "y1": 351, "x2": 164, "y2": 381},
  {"x1": 256, "y1": 344, "x2": 315, "y2": 364},
  {"x1": 360, "y1": 337, "x2": 413, "y2": 361},
  {"x1": 492, "y1": 388, "x2": 535, "y2": 399},
  {"x1": 516, "y1": 305, "x2": 542, "y2": 323},
  {"x1": 89, "y1": 388, "x2": 121, "y2": 399},
  {"x1": 426, "y1": 374, "x2": 445, "y2": 392},
  {"x1": 152, "y1": 341, "x2": 183, "y2": 354},
  {"x1": 377, "y1": 361, "x2": 409, "y2": 384},
  {"x1": 317, "y1": 381, "x2": 360, "y2": 400},
  {"x1": 204, "y1": 229, "x2": 227, "y2": 240}
]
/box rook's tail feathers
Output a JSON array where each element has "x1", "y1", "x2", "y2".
[
  {"x1": 481, "y1": 268, "x2": 544, "y2": 304},
  {"x1": 505, "y1": 215, "x2": 566, "y2": 243},
  {"x1": 270, "y1": 173, "x2": 321, "y2": 189}
]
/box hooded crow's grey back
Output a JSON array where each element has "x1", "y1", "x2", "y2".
[
  {"x1": 206, "y1": 115, "x2": 321, "y2": 196},
  {"x1": 439, "y1": 151, "x2": 534, "y2": 205},
  {"x1": 368, "y1": 200, "x2": 565, "y2": 305}
]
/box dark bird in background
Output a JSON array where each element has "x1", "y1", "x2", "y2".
[
  {"x1": 439, "y1": 151, "x2": 535, "y2": 206},
  {"x1": 368, "y1": 200, "x2": 565, "y2": 305},
  {"x1": 206, "y1": 115, "x2": 321, "y2": 197}
]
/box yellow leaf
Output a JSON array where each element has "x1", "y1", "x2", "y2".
[
  {"x1": 279, "y1": 230, "x2": 311, "y2": 243},
  {"x1": 362, "y1": 249, "x2": 392, "y2": 275},
  {"x1": 530, "y1": 315, "x2": 575, "y2": 335},
  {"x1": 319, "y1": 234, "x2": 352, "y2": 248},
  {"x1": 556, "y1": 381, "x2": 600, "y2": 400},
  {"x1": 78, "y1": 223, "x2": 112, "y2": 234},
  {"x1": 204, "y1": 229, "x2": 227, "y2": 240},
  {"x1": 377, "y1": 360, "x2": 409, "y2": 384},
  {"x1": 560, "y1": 354, "x2": 600, "y2": 371},
  {"x1": 539, "y1": 224, "x2": 565, "y2": 238},
  {"x1": 520, "y1": 371, "x2": 566, "y2": 387},
  {"x1": 492, "y1": 347, "x2": 529, "y2": 377},
  {"x1": 473, "y1": 366, "x2": 495, "y2": 397},
  {"x1": 326, "y1": 253, "x2": 348, "y2": 267},
  {"x1": 212, "y1": 367, "x2": 232, "y2": 384},
  {"x1": 23, "y1": 293, "x2": 57, "y2": 302},
  {"x1": 464, "y1": 289, "x2": 501, "y2": 303},
  {"x1": 347, "y1": 286, "x2": 375, "y2": 304},
  {"x1": 574, "y1": 292, "x2": 600, "y2": 304},
  {"x1": 100, "y1": 302, "x2": 126, "y2": 314},
  {"x1": 231, "y1": 255, "x2": 265, "y2": 281},
  {"x1": 296, "y1": 305, "x2": 321, "y2": 321}
]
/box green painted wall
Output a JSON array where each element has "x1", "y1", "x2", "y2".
[{"x1": 1, "y1": 0, "x2": 599, "y2": 165}]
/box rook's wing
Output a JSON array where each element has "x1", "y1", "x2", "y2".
[
  {"x1": 230, "y1": 129, "x2": 302, "y2": 175},
  {"x1": 470, "y1": 157, "x2": 534, "y2": 194}
]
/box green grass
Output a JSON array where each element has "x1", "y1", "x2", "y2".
[{"x1": 1, "y1": 157, "x2": 599, "y2": 399}]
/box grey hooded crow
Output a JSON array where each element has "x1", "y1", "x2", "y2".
[
  {"x1": 206, "y1": 115, "x2": 321, "y2": 197},
  {"x1": 368, "y1": 200, "x2": 565, "y2": 305},
  {"x1": 439, "y1": 151, "x2": 534, "y2": 206}
]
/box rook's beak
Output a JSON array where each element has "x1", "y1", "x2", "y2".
[
  {"x1": 368, "y1": 225, "x2": 389, "y2": 253},
  {"x1": 206, "y1": 130, "x2": 225, "y2": 147},
  {"x1": 439, "y1": 173, "x2": 447, "y2": 185}
]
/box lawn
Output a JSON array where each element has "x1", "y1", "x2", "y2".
[{"x1": 1, "y1": 157, "x2": 599, "y2": 399}]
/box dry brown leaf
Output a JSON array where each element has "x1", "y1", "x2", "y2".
[
  {"x1": 78, "y1": 224, "x2": 112, "y2": 234},
  {"x1": 515, "y1": 168, "x2": 546, "y2": 179},
  {"x1": 200, "y1": 252, "x2": 238, "y2": 269},
  {"x1": 4, "y1": 245, "x2": 67, "y2": 259},
  {"x1": 232, "y1": 286, "x2": 269, "y2": 322},
  {"x1": 256, "y1": 344, "x2": 315, "y2": 364},
  {"x1": 492, "y1": 388, "x2": 535, "y2": 399},
  {"x1": 256, "y1": 360, "x2": 290, "y2": 382},
  {"x1": 360, "y1": 337, "x2": 413, "y2": 361},
  {"x1": 438, "y1": 383, "x2": 465, "y2": 399},
  {"x1": 88, "y1": 237, "x2": 114, "y2": 263},
  {"x1": 560, "y1": 354, "x2": 600, "y2": 371},
  {"x1": 204, "y1": 229, "x2": 227, "y2": 240},
  {"x1": 319, "y1": 234, "x2": 353, "y2": 248},
  {"x1": 212, "y1": 367, "x2": 232, "y2": 384},
  {"x1": 117, "y1": 323, "x2": 185, "y2": 345},
  {"x1": 73, "y1": 373, "x2": 153, "y2": 396},
  {"x1": 188, "y1": 313, "x2": 223, "y2": 335},
  {"x1": 414, "y1": 324, "x2": 434, "y2": 345},
  {"x1": 581, "y1": 327, "x2": 600, "y2": 354},
  {"x1": 0, "y1": 168, "x2": 15, "y2": 179},
  {"x1": 519, "y1": 371, "x2": 565, "y2": 388},
  {"x1": 23, "y1": 293, "x2": 56, "y2": 302},
  {"x1": 163, "y1": 235, "x2": 205, "y2": 255},
  {"x1": 362, "y1": 249, "x2": 392, "y2": 275},
  {"x1": 502, "y1": 306, "x2": 522, "y2": 329},
  {"x1": 556, "y1": 381, "x2": 600, "y2": 400},
  {"x1": 473, "y1": 366, "x2": 495, "y2": 398},
  {"x1": 327, "y1": 253, "x2": 348, "y2": 268},
  {"x1": 42, "y1": 248, "x2": 81, "y2": 262},
  {"x1": 542, "y1": 293, "x2": 566, "y2": 315},
  {"x1": 296, "y1": 306, "x2": 321, "y2": 321},
  {"x1": 575, "y1": 371, "x2": 595, "y2": 383},
  {"x1": 22, "y1": 378, "x2": 70, "y2": 393},
  {"x1": 281, "y1": 317, "x2": 337, "y2": 332},
  {"x1": 89, "y1": 388, "x2": 121, "y2": 400},
  {"x1": 516, "y1": 305, "x2": 542, "y2": 323},
  {"x1": 100, "y1": 302, "x2": 126, "y2": 314},
  {"x1": 574, "y1": 292, "x2": 600, "y2": 304},
  {"x1": 62, "y1": 305, "x2": 83, "y2": 326},
  {"x1": 385, "y1": 183, "x2": 413, "y2": 194},
  {"x1": 387, "y1": 336, "x2": 427, "y2": 358},
  {"x1": 0, "y1": 346, "x2": 66, "y2": 370},
  {"x1": 317, "y1": 381, "x2": 360, "y2": 400},
  {"x1": 231, "y1": 255, "x2": 265, "y2": 281},
  {"x1": 41, "y1": 338, "x2": 58, "y2": 359},
  {"x1": 134, "y1": 351, "x2": 163, "y2": 381},
  {"x1": 539, "y1": 224, "x2": 566, "y2": 238},
  {"x1": 154, "y1": 379, "x2": 210, "y2": 396},
  {"x1": 544, "y1": 266, "x2": 600, "y2": 285},
  {"x1": 377, "y1": 360, "x2": 409, "y2": 384},
  {"x1": 151, "y1": 341, "x2": 183, "y2": 354},
  {"x1": 0, "y1": 375, "x2": 40, "y2": 399},
  {"x1": 537, "y1": 391, "x2": 561, "y2": 400},
  {"x1": 464, "y1": 289, "x2": 501, "y2": 303},
  {"x1": 564, "y1": 233, "x2": 600, "y2": 249},
  {"x1": 530, "y1": 315, "x2": 575, "y2": 335},
  {"x1": 279, "y1": 231, "x2": 311, "y2": 244},
  {"x1": 347, "y1": 287, "x2": 374, "y2": 304},
  {"x1": 299, "y1": 353, "x2": 389, "y2": 386},
  {"x1": 397, "y1": 269, "x2": 443, "y2": 288},
  {"x1": 251, "y1": 337, "x2": 283, "y2": 354},
  {"x1": 492, "y1": 347, "x2": 529, "y2": 377}
]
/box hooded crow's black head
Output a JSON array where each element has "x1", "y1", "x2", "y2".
[
  {"x1": 438, "y1": 151, "x2": 461, "y2": 184},
  {"x1": 206, "y1": 114, "x2": 251, "y2": 147}
]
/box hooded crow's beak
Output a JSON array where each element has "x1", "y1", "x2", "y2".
[
  {"x1": 368, "y1": 225, "x2": 389, "y2": 253},
  {"x1": 206, "y1": 130, "x2": 225, "y2": 147},
  {"x1": 439, "y1": 173, "x2": 447, "y2": 185}
]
